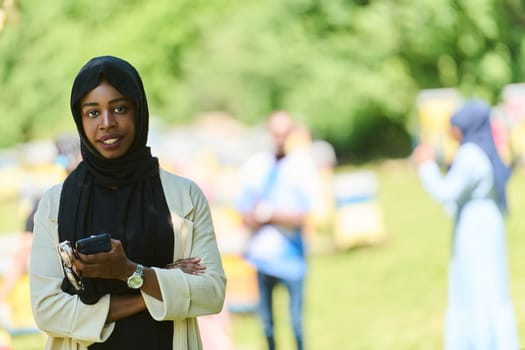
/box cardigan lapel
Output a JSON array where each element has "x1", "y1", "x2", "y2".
[{"x1": 159, "y1": 169, "x2": 195, "y2": 260}]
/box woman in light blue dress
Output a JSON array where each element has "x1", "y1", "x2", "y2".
[{"x1": 413, "y1": 99, "x2": 519, "y2": 350}]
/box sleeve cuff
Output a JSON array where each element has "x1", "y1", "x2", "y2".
[{"x1": 142, "y1": 267, "x2": 191, "y2": 321}]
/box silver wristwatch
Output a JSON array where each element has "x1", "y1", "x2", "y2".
[{"x1": 127, "y1": 264, "x2": 144, "y2": 289}]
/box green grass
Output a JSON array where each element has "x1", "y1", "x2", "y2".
[
  {"x1": 3, "y1": 160, "x2": 525, "y2": 349},
  {"x1": 229, "y1": 160, "x2": 525, "y2": 350}
]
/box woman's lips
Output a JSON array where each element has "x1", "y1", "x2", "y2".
[
  {"x1": 102, "y1": 138, "x2": 119, "y2": 145},
  {"x1": 98, "y1": 134, "x2": 123, "y2": 149}
]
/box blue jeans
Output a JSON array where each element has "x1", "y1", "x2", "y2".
[{"x1": 257, "y1": 271, "x2": 304, "y2": 350}]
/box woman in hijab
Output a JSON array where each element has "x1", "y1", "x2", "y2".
[
  {"x1": 413, "y1": 99, "x2": 519, "y2": 350},
  {"x1": 29, "y1": 56, "x2": 226, "y2": 350}
]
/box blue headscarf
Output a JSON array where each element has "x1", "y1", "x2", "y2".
[{"x1": 450, "y1": 99, "x2": 511, "y2": 213}]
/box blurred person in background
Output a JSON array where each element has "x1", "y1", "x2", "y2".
[
  {"x1": 235, "y1": 111, "x2": 318, "y2": 350},
  {"x1": 198, "y1": 308, "x2": 236, "y2": 350},
  {"x1": 29, "y1": 56, "x2": 225, "y2": 350},
  {"x1": 412, "y1": 99, "x2": 519, "y2": 350}
]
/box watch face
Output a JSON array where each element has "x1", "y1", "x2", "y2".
[{"x1": 128, "y1": 275, "x2": 143, "y2": 289}]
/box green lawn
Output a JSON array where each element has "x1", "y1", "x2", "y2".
[
  {"x1": 229, "y1": 160, "x2": 525, "y2": 350},
  {"x1": 4, "y1": 160, "x2": 525, "y2": 349}
]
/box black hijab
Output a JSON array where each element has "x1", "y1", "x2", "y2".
[{"x1": 58, "y1": 56, "x2": 174, "y2": 349}]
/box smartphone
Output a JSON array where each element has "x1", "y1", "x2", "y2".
[{"x1": 76, "y1": 233, "x2": 111, "y2": 254}]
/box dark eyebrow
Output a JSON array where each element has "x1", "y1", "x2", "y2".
[
  {"x1": 81, "y1": 102, "x2": 98, "y2": 109},
  {"x1": 81, "y1": 97, "x2": 130, "y2": 109}
]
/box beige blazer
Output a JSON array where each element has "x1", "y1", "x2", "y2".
[{"x1": 29, "y1": 169, "x2": 226, "y2": 350}]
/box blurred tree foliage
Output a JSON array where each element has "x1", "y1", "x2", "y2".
[{"x1": 0, "y1": 0, "x2": 524, "y2": 162}]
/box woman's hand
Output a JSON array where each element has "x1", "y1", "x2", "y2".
[
  {"x1": 411, "y1": 144, "x2": 436, "y2": 166},
  {"x1": 167, "y1": 257, "x2": 206, "y2": 275},
  {"x1": 72, "y1": 239, "x2": 134, "y2": 281}
]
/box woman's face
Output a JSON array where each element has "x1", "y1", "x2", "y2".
[
  {"x1": 450, "y1": 125, "x2": 463, "y2": 143},
  {"x1": 80, "y1": 80, "x2": 136, "y2": 159}
]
